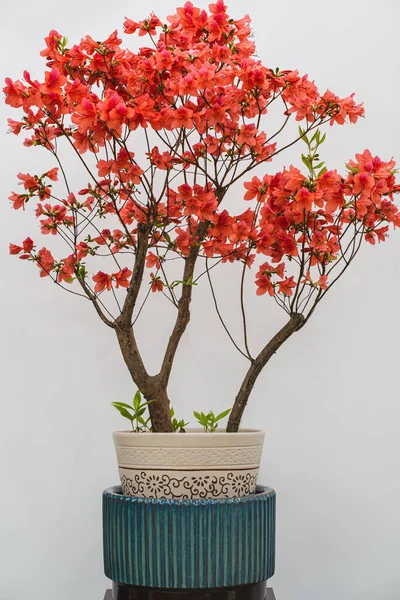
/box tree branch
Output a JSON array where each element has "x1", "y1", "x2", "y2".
[
  {"x1": 227, "y1": 312, "x2": 305, "y2": 432},
  {"x1": 158, "y1": 221, "x2": 209, "y2": 387},
  {"x1": 75, "y1": 276, "x2": 117, "y2": 328},
  {"x1": 119, "y1": 223, "x2": 150, "y2": 324},
  {"x1": 114, "y1": 324, "x2": 151, "y2": 391}
]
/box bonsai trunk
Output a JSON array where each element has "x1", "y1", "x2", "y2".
[
  {"x1": 145, "y1": 384, "x2": 173, "y2": 433},
  {"x1": 227, "y1": 313, "x2": 304, "y2": 432},
  {"x1": 116, "y1": 222, "x2": 210, "y2": 432},
  {"x1": 115, "y1": 322, "x2": 173, "y2": 432}
]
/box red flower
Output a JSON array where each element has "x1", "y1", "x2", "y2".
[
  {"x1": 58, "y1": 255, "x2": 76, "y2": 283},
  {"x1": 146, "y1": 252, "x2": 161, "y2": 269},
  {"x1": 44, "y1": 168, "x2": 58, "y2": 181},
  {"x1": 150, "y1": 273, "x2": 163, "y2": 293},
  {"x1": 7, "y1": 118, "x2": 24, "y2": 135},
  {"x1": 92, "y1": 271, "x2": 112, "y2": 293},
  {"x1": 9, "y1": 192, "x2": 25, "y2": 210},
  {"x1": 23, "y1": 237, "x2": 34, "y2": 252},
  {"x1": 277, "y1": 277, "x2": 297, "y2": 297},
  {"x1": 255, "y1": 273, "x2": 274, "y2": 297},
  {"x1": 244, "y1": 176, "x2": 269, "y2": 202},
  {"x1": 71, "y1": 98, "x2": 98, "y2": 133},
  {"x1": 170, "y1": 106, "x2": 194, "y2": 129},
  {"x1": 113, "y1": 267, "x2": 132, "y2": 288},
  {"x1": 9, "y1": 243, "x2": 23, "y2": 255},
  {"x1": 317, "y1": 275, "x2": 328, "y2": 290},
  {"x1": 3, "y1": 78, "x2": 26, "y2": 108},
  {"x1": 40, "y1": 68, "x2": 67, "y2": 95},
  {"x1": 36, "y1": 248, "x2": 55, "y2": 278},
  {"x1": 237, "y1": 124, "x2": 257, "y2": 147}
]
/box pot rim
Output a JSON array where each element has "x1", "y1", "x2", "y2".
[
  {"x1": 114, "y1": 428, "x2": 263, "y2": 434},
  {"x1": 113, "y1": 428, "x2": 265, "y2": 448}
]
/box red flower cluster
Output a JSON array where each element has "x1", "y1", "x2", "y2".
[{"x1": 4, "y1": 1, "x2": 399, "y2": 308}]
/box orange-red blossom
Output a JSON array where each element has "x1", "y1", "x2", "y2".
[{"x1": 4, "y1": 1, "x2": 400, "y2": 305}]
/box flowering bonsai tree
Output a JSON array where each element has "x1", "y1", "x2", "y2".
[{"x1": 5, "y1": 1, "x2": 400, "y2": 432}]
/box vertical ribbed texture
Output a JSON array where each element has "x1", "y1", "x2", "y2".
[{"x1": 103, "y1": 485, "x2": 275, "y2": 589}]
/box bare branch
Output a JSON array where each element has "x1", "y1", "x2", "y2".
[
  {"x1": 119, "y1": 223, "x2": 151, "y2": 324},
  {"x1": 158, "y1": 221, "x2": 209, "y2": 386},
  {"x1": 206, "y1": 258, "x2": 252, "y2": 361},
  {"x1": 227, "y1": 313, "x2": 305, "y2": 432}
]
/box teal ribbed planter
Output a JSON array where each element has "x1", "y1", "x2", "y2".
[{"x1": 103, "y1": 485, "x2": 276, "y2": 590}]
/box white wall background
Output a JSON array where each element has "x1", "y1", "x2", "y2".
[{"x1": 1, "y1": 1, "x2": 400, "y2": 599}]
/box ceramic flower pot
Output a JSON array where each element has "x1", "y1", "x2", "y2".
[
  {"x1": 113, "y1": 429, "x2": 265, "y2": 499},
  {"x1": 103, "y1": 485, "x2": 276, "y2": 598}
]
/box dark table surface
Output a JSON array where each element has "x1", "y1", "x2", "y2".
[{"x1": 104, "y1": 591, "x2": 276, "y2": 600}]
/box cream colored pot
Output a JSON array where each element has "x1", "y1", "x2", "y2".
[{"x1": 113, "y1": 428, "x2": 265, "y2": 499}]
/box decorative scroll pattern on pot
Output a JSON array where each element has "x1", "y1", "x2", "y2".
[{"x1": 120, "y1": 470, "x2": 258, "y2": 499}]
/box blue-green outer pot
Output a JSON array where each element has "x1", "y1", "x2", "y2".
[{"x1": 103, "y1": 485, "x2": 276, "y2": 589}]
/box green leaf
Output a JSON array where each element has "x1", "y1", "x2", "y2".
[
  {"x1": 133, "y1": 390, "x2": 141, "y2": 410},
  {"x1": 112, "y1": 405, "x2": 134, "y2": 421},
  {"x1": 139, "y1": 400, "x2": 153, "y2": 409},
  {"x1": 301, "y1": 155, "x2": 311, "y2": 169},
  {"x1": 193, "y1": 411, "x2": 201, "y2": 421},
  {"x1": 186, "y1": 275, "x2": 197, "y2": 286},
  {"x1": 346, "y1": 164, "x2": 359, "y2": 174},
  {"x1": 112, "y1": 402, "x2": 136, "y2": 410},
  {"x1": 299, "y1": 128, "x2": 309, "y2": 145},
  {"x1": 215, "y1": 408, "x2": 232, "y2": 421},
  {"x1": 318, "y1": 167, "x2": 327, "y2": 177}
]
